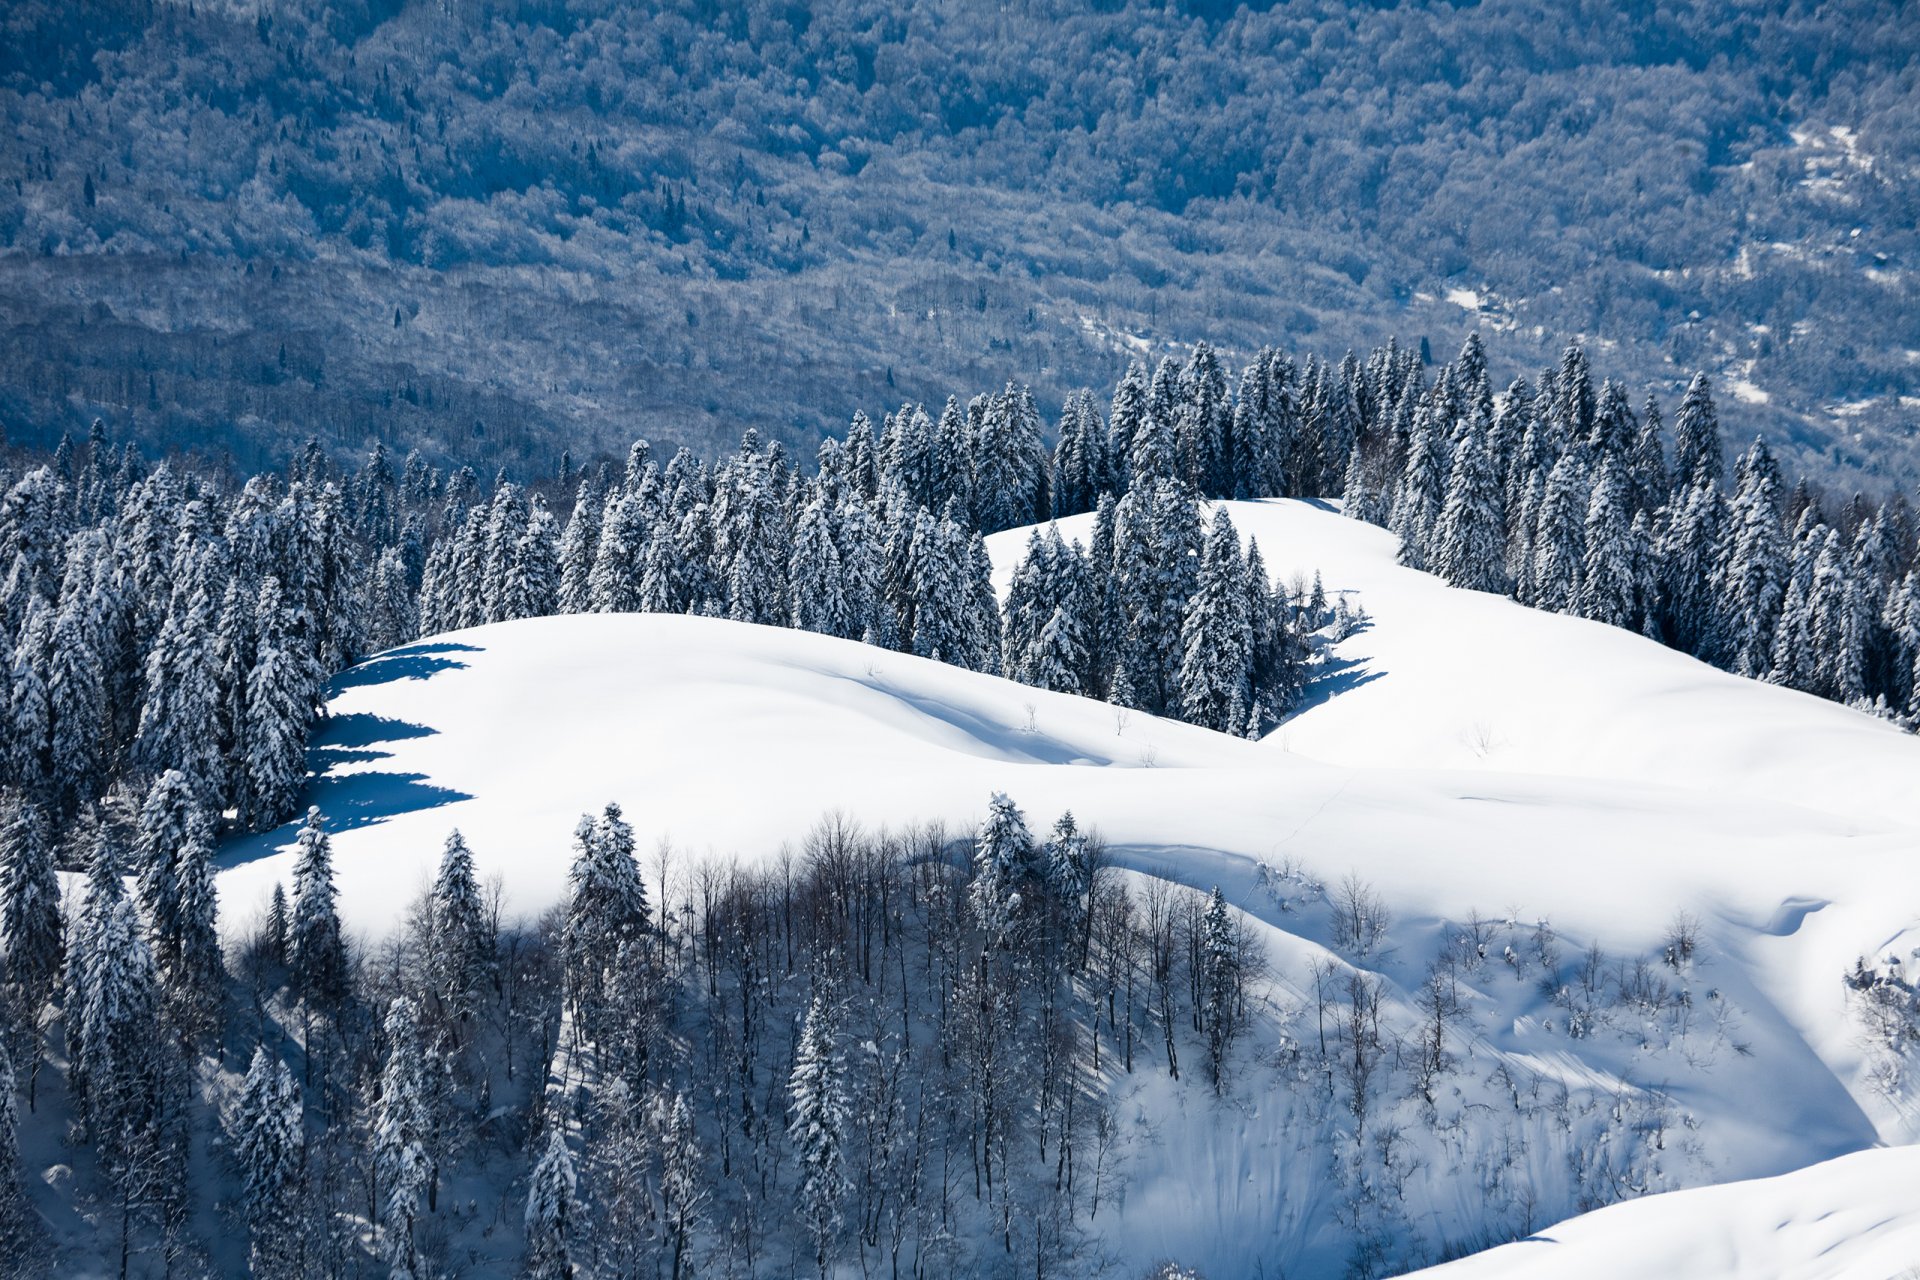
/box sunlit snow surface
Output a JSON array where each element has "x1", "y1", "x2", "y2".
[{"x1": 220, "y1": 498, "x2": 1920, "y2": 1278}]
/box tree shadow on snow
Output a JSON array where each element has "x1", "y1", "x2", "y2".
[
  {"x1": 308, "y1": 711, "x2": 438, "y2": 770},
  {"x1": 213, "y1": 771, "x2": 472, "y2": 871},
  {"x1": 1285, "y1": 652, "x2": 1385, "y2": 719},
  {"x1": 331, "y1": 640, "x2": 481, "y2": 691},
  {"x1": 215, "y1": 708, "x2": 470, "y2": 870}
]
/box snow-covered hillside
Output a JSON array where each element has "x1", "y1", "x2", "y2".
[
  {"x1": 1407, "y1": 1144, "x2": 1920, "y2": 1280},
  {"x1": 220, "y1": 497, "x2": 1920, "y2": 1277}
]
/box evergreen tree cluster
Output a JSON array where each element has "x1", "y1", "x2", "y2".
[{"x1": 1351, "y1": 338, "x2": 1920, "y2": 722}]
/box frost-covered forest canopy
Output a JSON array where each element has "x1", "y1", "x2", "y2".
[{"x1": 3, "y1": 0, "x2": 1920, "y2": 484}]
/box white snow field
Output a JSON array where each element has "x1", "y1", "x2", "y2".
[
  {"x1": 1406, "y1": 1144, "x2": 1920, "y2": 1280},
  {"x1": 221, "y1": 498, "x2": 1920, "y2": 1278}
]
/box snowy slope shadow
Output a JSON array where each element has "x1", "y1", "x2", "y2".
[
  {"x1": 822, "y1": 669, "x2": 1125, "y2": 766},
  {"x1": 331, "y1": 640, "x2": 480, "y2": 690}
]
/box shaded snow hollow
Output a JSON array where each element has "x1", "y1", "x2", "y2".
[{"x1": 221, "y1": 498, "x2": 1920, "y2": 1278}]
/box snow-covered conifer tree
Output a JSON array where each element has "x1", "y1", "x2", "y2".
[
  {"x1": 1431, "y1": 419, "x2": 1506, "y2": 593},
  {"x1": 969, "y1": 793, "x2": 1038, "y2": 943},
  {"x1": 788, "y1": 992, "x2": 850, "y2": 1280},
  {"x1": 1577, "y1": 460, "x2": 1637, "y2": 628},
  {"x1": 1179, "y1": 509, "x2": 1252, "y2": 732},
  {"x1": 524, "y1": 1128, "x2": 581, "y2": 1280},
  {"x1": 287, "y1": 808, "x2": 349, "y2": 1008},
  {"x1": 0, "y1": 800, "x2": 60, "y2": 1103},
  {"x1": 430, "y1": 829, "x2": 492, "y2": 1026},
  {"x1": 235, "y1": 1046, "x2": 304, "y2": 1280},
  {"x1": 376, "y1": 995, "x2": 433, "y2": 1278}
]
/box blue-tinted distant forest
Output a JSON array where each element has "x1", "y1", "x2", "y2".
[{"x1": 2, "y1": 0, "x2": 1917, "y2": 486}]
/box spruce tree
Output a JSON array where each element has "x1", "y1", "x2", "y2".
[
  {"x1": 1670, "y1": 372, "x2": 1725, "y2": 495},
  {"x1": 969, "y1": 793, "x2": 1039, "y2": 944},
  {"x1": 1178, "y1": 509, "x2": 1252, "y2": 732},
  {"x1": 1530, "y1": 452, "x2": 1590, "y2": 614},
  {"x1": 1432, "y1": 421, "x2": 1506, "y2": 593},
  {"x1": 6, "y1": 603, "x2": 53, "y2": 802},
  {"x1": 1200, "y1": 887, "x2": 1241, "y2": 1091},
  {"x1": 562, "y1": 805, "x2": 649, "y2": 1041},
  {"x1": 70, "y1": 833, "x2": 162, "y2": 1180},
  {"x1": 0, "y1": 800, "x2": 59, "y2": 1106},
  {"x1": 788, "y1": 992, "x2": 850, "y2": 1280},
  {"x1": 1659, "y1": 481, "x2": 1727, "y2": 657},
  {"x1": 287, "y1": 807, "x2": 349, "y2": 1008},
  {"x1": 235, "y1": 1046, "x2": 304, "y2": 1280},
  {"x1": 429, "y1": 829, "x2": 492, "y2": 1027},
  {"x1": 376, "y1": 995, "x2": 433, "y2": 1278},
  {"x1": 238, "y1": 577, "x2": 316, "y2": 832},
  {"x1": 790, "y1": 492, "x2": 856, "y2": 639},
  {"x1": 1722, "y1": 440, "x2": 1789, "y2": 677},
  {"x1": 1389, "y1": 393, "x2": 1448, "y2": 570},
  {"x1": 1577, "y1": 460, "x2": 1637, "y2": 629},
  {"x1": 524, "y1": 1128, "x2": 581, "y2": 1280}
]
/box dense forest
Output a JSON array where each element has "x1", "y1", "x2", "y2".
[
  {"x1": 0, "y1": 324, "x2": 1917, "y2": 1274},
  {"x1": 3, "y1": 0, "x2": 1918, "y2": 483}
]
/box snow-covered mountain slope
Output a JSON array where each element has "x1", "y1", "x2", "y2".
[
  {"x1": 220, "y1": 498, "x2": 1920, "y2": 1277},
  {"x1": 988, "y1": 499, "x2": 1920, "y2": 831},
  {"x1": 1406, "y1": 1144, "x2": 1920, "y2": 1280}
]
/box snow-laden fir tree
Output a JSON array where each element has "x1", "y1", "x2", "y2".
[
  {"x1": 287, "y1": 807, "x2": 349, "y2": 1008},
  {"x1": 555, "y1": 474, "x2": 606, "y2": 615},
  {"x1": 969, "y1": 792, "x2": 1039, "y2": 945},
  {"x1": 1178, "y1": 509, "x2": 1252, "y2": 733},
  {"x1": 1576, "y1": 459, "x2": 1637, "y2": 629},
  {"x1": 47, "y1": 580, "x2": 107, "y2": 816},
  {"x1": 1721, "y1": 439, "x2": 1789, "y2": 678},
  {"x1": 788, "y1": 991, "x2": 851, "y2": 1280},
  {"x1": 714, "y1": 431, "x2": 792, "y2": 626},
  {"x1": 659, "y1": 1090, "x2": 707, "y2": 1280},
  {"x1": 1044, "y1": 811, "x2": 1092, "y2": 965},
  {"x1": 238, "y1": 577, "x2": 317, "y2": 832},
  {"x1": 134, "y1": 770, "x2": 196, "y2": 973},
  {"x1": 1389, "y1": 390, "x2": 1448, "y2": 570},
  {"x1": 1670, "y1": 372, "x2": 1725, "y2": 496},
  {"x1": 429, "y1": 829, "x2": 492, "y2": 1027},
  {"x1": 1658, "y1": 481, "x2": 1726, "y2": 657},
  {"x1": 133, "y1": 568, "x2": 224, "y2": 793},
  {"x1": 501, "y1": 494, "x2": 560, "y2": 621},
  {"x1": 1200, "y1": 886, "x2": 1242, "y2": 1092},
  {"x1": 1530, "y1": 451, "x2": 1590, "y2": 614},
  {"x1": 0, "y1": 800, "x2": 60, "y2": 1105},
  {"x1": 1807, "y1": 527, "x2": 1870, "y2": 705},
  {"x1": 524, "y1": 1127, "x2": 581, "y2": 1280},
  {"x1": 1177, "y1": 341, "x2": 1231, "y2": 497},
  {"x1": 6, "y1": 603, "x2": 54, "y2": 801},
  {"x1": 235, "y1": 1046, "x2": 304, "y2": 1280},
  {"x1": 165, "y1": 812, "x2": 223, "y2": 1044},
  {"x1": 562, "y1": 804, "x2": 649, "y2": 1042},
  {"x1": 364, "y1": 545, "x2": 417, "y2": 653},
  {"x1": 375, "y1": 995, "x2": 433, "y2": 1279},
  {"x1": 69, "y1": 832, "x2": 162, "y2": 1179},
  {"x1": 789, "y1": 491, "x2": 856, "y2": 639},
  {"x1": 1431, "y1": 416, "x2": 1506, "y2": 593}
]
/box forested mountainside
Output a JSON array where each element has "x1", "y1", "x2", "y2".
[
  {"x1": 3, "y1": 325, "x2": 1920, "y2": 1275},
  {"x1": 4, "y1": 0, "x2": 1919, "y2": 483}
]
